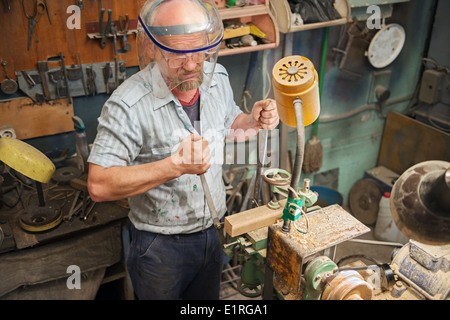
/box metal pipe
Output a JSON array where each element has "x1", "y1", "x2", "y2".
[
  {"x1": 348, "y1": 238, "x2": 404, "y2": 247},
  {"x1": 200, "y1": 175, "x2": 221, "y2": 229},
  {"x1": 36, "y1": 181, "x2": 45, "y2": 207},
  {"x1": 282, "y1": 98, "x2": 305, "y2": 233},
  {"x1": 252, "y1": 129, "x2": 269, "y2": 207}
]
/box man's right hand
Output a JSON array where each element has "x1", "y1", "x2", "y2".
[{"x1": 171, "y1": 133, "x2": 211, "y2": 175}]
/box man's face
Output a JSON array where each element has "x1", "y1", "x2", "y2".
[{"x1": 155, "y1": 33, "x2": 207, "y2": 92}]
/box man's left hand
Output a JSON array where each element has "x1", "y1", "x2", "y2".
[{"x1": 252, "y1": 99, "x2": 279, "y2": 130}]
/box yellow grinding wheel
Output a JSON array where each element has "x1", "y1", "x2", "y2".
[
  {"x1": 0, "y1": 137, "x2": 61, "y2": 232},
  {"x1": 0, "y1": 137, "x2": 55, "y2": 183}
]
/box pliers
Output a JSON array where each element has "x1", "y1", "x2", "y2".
[{"x1": 99, "y1": 8, "x2": 112, "y2": 49}]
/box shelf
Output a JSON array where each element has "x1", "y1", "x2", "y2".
[
  {"x1": 219, "y1": 4, "x2": 268, "y2": 20},
  {"x1": 219, "y1": 41, "x2": 277, "y2": 56},
  {"x1": 269, "y1": 0, "x2": 350, "y2": 33},
  {"x1": 218, "y1": 1, "x2": 279, "y2": 56}
]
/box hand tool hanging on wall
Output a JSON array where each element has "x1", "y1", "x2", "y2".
[
  {"x1": 118, "y1": 61, "x2": 127, "y2": 84},
  {"x1": 48, "y1": 69, "x2": 64, "y2": 98},
  {"x1": 42, "y1": 0, "x2": 51, "y2": 24},
  {"x1": 102, "y1": 62, "x2": 111, "y2": 94},
  {"x1": 17, "y1": 60, "x2": 126, "y2": 100},
  {"x1": 118, "y1": 14, "x2": 131, "y2": 53},
  {"x1": 23, "y1": 0, "x2": 46, "y2": 51},
  {"x1": 65, "y1": 55, "x2": 87, "y2": 96},
  {"x1": 111, "y1": 23, "x2": 118, "y2": 55},
  {"x1": 99, "y1": 7, "x2": 112, "y2": 49},
  {"x1": 114, "y1": 58, "x2": 119, "y2": 88},
  {"x1": 66, "y1": 65, "x2": 82, "y2": 81},
  {"x1": 37, "y1": 60, "x2": 50, "y2": 101},
  {"x1": 21, "y1": 70, "x2": 37, "y2": 88},
  {"x1": 4, "y1": 0, "x2": 11, "y2": 11},
  {"x1": 86, "y1": 66, "x2": 97, "y2": 96},
  {"x1": 78, "y1": 53, "x2": 88, "y2": 96},
  {"x1": 0, "y1": 59, "x2": 18, "y2": 95},
  {"x1": 102, "y1": 62, "x2": 117, "y2": 93},
  {"x1": 59, "y1": 52, "x2": 72, "y2": 104}
]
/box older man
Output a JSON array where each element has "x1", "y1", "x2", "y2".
[{"x1": 87, "y1": 0, "x2": 279, "y2": 299}]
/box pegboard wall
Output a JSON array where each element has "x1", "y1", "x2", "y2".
[
  {"x1": 0, "y1": 0, "x2": 142, "y2": 139},
  {"x1": 0, "y1": 0, "x2": 140, "y2": 83}
]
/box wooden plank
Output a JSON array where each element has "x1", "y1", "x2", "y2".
[
  {"x1": 224, "y1": 199, "x2": 287, "y2": 237},
  {"x1": 0, "y1": 97, "x2": 74, "y2": 139}
]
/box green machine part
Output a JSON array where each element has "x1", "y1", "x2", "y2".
[
  {"x1": 304, "y1": 256, "x2": 339, "y2": 300},
  {"x1": 239, "y1": 253, "x2": 265, "y2": 297},
  {"x1": 282, "y1": 197, "x2": 303, "y2": 222},
  {"x1": 225, "y1": 228, "x2": 268, "y2": 298}
]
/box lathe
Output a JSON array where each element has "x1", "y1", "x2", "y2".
[{"x1": 221, "y1": 55, "x2": 450, "y2": 301}]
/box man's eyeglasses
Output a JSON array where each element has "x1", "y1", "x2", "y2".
[{"x1": 160, "y1": 49, "x2": 215, "y2": 68}]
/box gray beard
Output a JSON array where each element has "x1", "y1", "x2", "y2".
[{"x1": 176, "y1": 72, "x2": 204, "y2": 92}]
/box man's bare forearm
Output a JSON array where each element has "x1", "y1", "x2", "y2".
[{"x1": 88, "y1": 157, "x2": 181, "y2": 202}]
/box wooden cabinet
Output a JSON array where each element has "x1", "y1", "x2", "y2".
[
  {"x1": 218, "y1": 1, "x2": 280, "y2": 56},
  {"x1": 269, "y1": 0, "x2": 350, "y2": 33}
]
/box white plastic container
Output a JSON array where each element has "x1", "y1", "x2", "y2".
[{"x1": 374, "y1": 192, "x2": 408, "y2": 243}]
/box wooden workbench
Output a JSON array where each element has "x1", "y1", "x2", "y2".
[{"x1": 0, "y1": 183, "x2": 131, "y2": 299}]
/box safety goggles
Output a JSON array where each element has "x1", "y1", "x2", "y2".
[{"x1": 159, "y1": 48, "x2": 217, "y2": 68}]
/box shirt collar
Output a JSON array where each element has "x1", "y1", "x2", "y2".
[{"x1": 147, "y1": 63, "x2": 177, "y2": 111}]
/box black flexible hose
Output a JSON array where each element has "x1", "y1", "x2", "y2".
[{"x1": 282, "y1": 98, "x2": 305, "y2": 232}]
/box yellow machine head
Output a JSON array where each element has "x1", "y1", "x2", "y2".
[{"x1": 272, "y1": 55, "x2": 320, "y2": 127}]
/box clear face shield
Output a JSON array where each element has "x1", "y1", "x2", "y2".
[{"x1": 136, "y1": 0, "x2": 224, "y2": 94}]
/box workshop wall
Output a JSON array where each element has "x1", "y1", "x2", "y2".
[
  {"x1": 291, "y1": 0, "x2": 442, "y2": 204},
  {"x1": 0, "y1": 0, "x2": 444, "y2": 206},
  {"x1": 219, "y1": 0, "x2": 441, "y2": 205},
  {"x1": 0, "y1": 0, "x2": 140, "y2": 156},
  {"x1": 0, "y1": 0, "x2": 139, "y2": 70}
]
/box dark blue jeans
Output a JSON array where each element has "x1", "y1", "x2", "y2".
[{"x1": 126, "y1": 224, "x2": 224, "y2": 300}]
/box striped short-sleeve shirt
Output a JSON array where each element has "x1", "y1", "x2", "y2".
[{"x1": 88, "y1": 62, "x2": 242, "y2": 234}]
